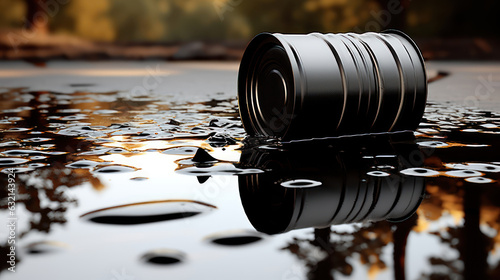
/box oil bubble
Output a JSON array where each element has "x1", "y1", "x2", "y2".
[
  {"x1": 1, "y1": 167, "x2": 35, "y2": 173},
  {"x1": 0, "y1": 158, "x2": 30, "y2": 166},
  {"x1": 162, "y1": 146, "x2": 200, "y2": 155},
  {"x1": 445, "y1": 163, "x2": 500, "y2": 173},
  {"x1": 417, "y1": 141, "x2": 449, "y2": 148},
  {"x1": 93, "y1": 165, "x2": 138, "y2": 173},
  {"x1": 367, "y1": 171, "x2": 391, "y2": 177},
  {"x1": 445, "y1": 170, "x2": 482, "y2": 178},
  {"x1": 66, "y1": 160, "x2": 104, "y2": 169},
  {"x1": 400, "y1": 168, "x2": 440, "y2": 177},
  {"x1": 281, "y1": 179, "x2": 322, "y2": 188},
  {"x1": 465, "y1": 177, "x2": 494, "y2": 184}
]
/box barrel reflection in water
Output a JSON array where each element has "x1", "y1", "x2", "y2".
[{"x1": 238, "y1": 134, "x2": 425, "y2": 234}]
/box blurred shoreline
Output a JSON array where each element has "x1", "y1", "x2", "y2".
[{"x1": 1, "y1": 29, "x2": 499, "y2": 61}]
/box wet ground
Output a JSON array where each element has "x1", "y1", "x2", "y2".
[{"x1": 0, "y1": 61, "x2": 500, "y2": 280}]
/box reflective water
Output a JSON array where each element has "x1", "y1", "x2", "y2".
[{"x1": 0, "y1": 86, "x2": 499, "y2": 280}]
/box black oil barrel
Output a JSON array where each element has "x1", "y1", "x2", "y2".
[{"x1": 238, "y1": 30, "x2": 427, "y2": 141}]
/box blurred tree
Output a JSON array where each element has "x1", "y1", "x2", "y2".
[
  {"x1": 109, "y1": 0, "x2": 165, "y2": 42},
  {"x1": 51, "y1": 0, "x2": 115, "y2": 41},
  {"x1": 0, "y1": 0, "x2": 499, "y2": 43},
  {"x1": 0, "y1": 0, "x2": 26, "y2": 29},
  {"x1": 25, "y1": 0, "x2": 48, "y2": 34}
]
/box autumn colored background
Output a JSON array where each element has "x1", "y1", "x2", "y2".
[{"x1": 0, "y1": 0, "x2": 499, "y2": 59}]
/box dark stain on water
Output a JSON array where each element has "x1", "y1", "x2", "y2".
[{"x1": 0, "y1": 86, "x2": 500, "y2": 279}]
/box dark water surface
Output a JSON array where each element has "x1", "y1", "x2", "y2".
[{"x1": 1, "y1": 83, "x2": 500, "y2": 279}]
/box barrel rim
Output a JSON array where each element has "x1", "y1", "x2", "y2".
[{"x1": 238, "y1": 32, "x2": 301, "y2": 140}]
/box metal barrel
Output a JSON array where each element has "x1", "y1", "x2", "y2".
[{"x1": 238, "y1": 30, "x2": 427, "y2": 141}]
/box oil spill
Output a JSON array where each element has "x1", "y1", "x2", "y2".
[{"x1": 1, "y1": 86, "x2": 500, "y2": 279}]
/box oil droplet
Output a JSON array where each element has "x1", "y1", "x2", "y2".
[
  {"x1": 367, "y1": 171, "x2": 391, "y2": 177},
  {"x1": 280, "y1": 179, "x2": 322, "y2": 188},
  {"x1": 178, "y1": 165, "x2": 263, "y2": 176},
  {"x1": 206, "y1": 230, "x2": 263, "y2": 246},
  {"x1": 400, "y1": 167, "x2": 440, "y2": 177},
  {"x1": 6, "y1": 127, "x2": 31, "y2": 132},
  {"x1": 130, "y1": 177, "x2": 149, "y2": 181},
  {"x1": 66, "y1": 160, "x2": 103, "y2": 169},
  {"x1": 376, "y1": 165, "x2": 395, "y2": 170},
  {"x1": 1, "y1": 149, "x2": 66, "y2": 156},
  {"x1": 465, "y1": 177, "x2": 494, "y2": 184},
  {"x1": 141, "y1": 249, "x2": 185, "y2": 265},
  {"x1": 22, "y1": 137, "x2": 53, "y2": 142},
  {"x1": 0, "y1": 141, "x2": 20, "y2": 147},
  {"x1": 57, "y1": 108, "x2": 81, "y2": 113},
  {"x1": 162, "y1": 146, "x2": 199, "y2": 155},
  {"x1": 29, "y1": 163, "x2": 48, "y2": 168},
  {"x1": 0, "y1": 158, "x2": 30, "y2": 166},
  {"x1": 30, "y1": 155, "x2": 47, "y2": 160},
  {"x1": 107, "y1": 148, "x2": 129, "y2": 154},
  {"x1": 24, "y1": 241, "x2": 68, "y2": 255},
  {"x1": 93, "y1": 109, "x2": 119, "y2": 114},
  {"x1": 444, "y1": 170, "x2": 482, "y2": 178},
  {"x1": 80, "y1": 200, "x2": 216, "y2": 225},
  {"x1": 445, "y1": 163, "x2": 500, "y2": 173},
  {"x1": 93, "y1": 165, "x2": 138, "y2": 173},
  {"x1": 417, "y1": 141, "x2": 449, "y2": 148},
  {"x1": 1, "y1": 167, "x2": 35, "y2": 173}
]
